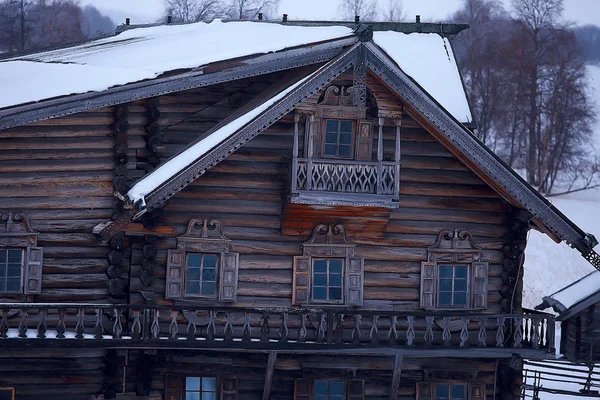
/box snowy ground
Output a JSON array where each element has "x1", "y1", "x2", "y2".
[{"x1": 521, "y1": 64, "x2": 600, "y2": 399}]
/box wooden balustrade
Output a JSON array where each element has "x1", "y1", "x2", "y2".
[{"x1": 0, "y1": 304, "x2": 555, "y2": 355}]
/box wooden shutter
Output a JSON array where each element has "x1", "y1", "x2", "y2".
[
  {"x1": 166, "y1": 250, "x2": 185, "y2": 299},
  {"x1": 294, "y1": 378, "x2": 310, "y2": 400},
  {"x1": 346, "y1": 257, "x2": 364, "y2": 306},
  {"x1": 355, "y1": 120, "x2": 373, "y2": 161},
  {"x1": 222, "y1": 376, "x2": 238, "y2": 400},
  {"x1": 292, "y1": 256, "x2": 310, "y2": 305},
  {"x1": 219, "y1": 252, "x2": 239, "y2": 302},
  {"x1": 24, "y1": 247, "x2": 43, "y2": 295},
  {"x1": 348, "y1": 380, "x2": 365, "y2": 400},
  {"x1": 472, "y1": 262, "x2": 489, "y2": 309},
  {"x1": 420, "y1": 262, "x2": 436, "y2": 310},
  {"x1": 470, "y1": 382, "x2": 486, "y2": 399},
  {"x1": 416, "y1": 382, "x2": 432, "y2": 400},
  {"x1": 165, "y1": 375, "x2": 182, "y2": 400}
]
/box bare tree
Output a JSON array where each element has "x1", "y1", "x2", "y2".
[
  {"x1": 163, "y1": 0, "x2": 223, "y2": 22},
  {"x1": 382, "y1": 0, "x2": 403, "y2": 22},
  {"x1": 338, "y1": 0, "x2": 377, "y2": 21},
  {"x1": 226, "y1": 0, "x2": 279, "y2": 20}
]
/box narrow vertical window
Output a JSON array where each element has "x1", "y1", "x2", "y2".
[
  {"x1": 185, "y1": 377, "x2": 217, "y2": 400},
  {"x1": 314, "y1": 381, "x2": 345, "y2": 400},
  {"x1": 437, "y1": 265, "x2": 468, "y2": 307},
  {"x1": 312, "y1": 259, "x2": 344, "y2": 302},
  {"x1": 324, "y1": 119, "x2": 354, "y2": 158},
  {"x1": 0, "y1": 249, "x2": 23, "y2": 293},
  {"x1": 185, "y1": 253, "x2": 218, "y2": 298}
]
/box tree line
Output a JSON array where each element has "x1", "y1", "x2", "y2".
[
  {"x1": 452, "y1": 0, "x2": 597, "y2": 194},
  {"x1": 0, "y1": 0, "x2": 114, "y2": 53}
]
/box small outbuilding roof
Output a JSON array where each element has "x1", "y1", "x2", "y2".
[{"x1": 536, "y1": 270, "x2": 600, "y2": 320}]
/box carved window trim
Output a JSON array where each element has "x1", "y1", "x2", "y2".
[
  {"x1": 166, "y1": 219, "x2": 239, "y2": 303},
  {"x1": 0, "y1": 212, "x2": 43, "y2": 296},
  {"x1": 420, "y1": 230, "x2": 488, "y2": 311},
  {"x1": 293, "y1": 224, "x2": 364, "y2": 307}
]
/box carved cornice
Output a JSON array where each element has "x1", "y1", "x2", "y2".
[
  {"x1": 177, "y1": 219, "x2": 231, "y2": 252},
  {"x1": 0, "y1": 211, "x2": 38, "y2": 246},
  {"x1": 429, "y1": 229, "x2": 480, "y2": 252},
  {"x1": 302, "y1": 224, "x2": 355, "y2": 257}
]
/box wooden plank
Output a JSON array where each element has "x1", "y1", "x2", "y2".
[
  {"x1": 390, "y1": 354, "x2": 403, "y2": 400},
  {"x1": 262, "y1": 351, "x2": 277, "y2": 400}
]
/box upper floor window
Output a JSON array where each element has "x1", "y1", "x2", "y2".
[
  {"x1": 0, "y1": 212, "x2": 43, "y2": 296},
  {"x1": 323, "y1": 119, "x2": 355, "y2": 159},
  {"x1": 420, "y1": 230, "x2": 488, "y2": 311},
  {"x1": 293, "y1": 224, "x2": 363, "y2": 307},
  {"x1": 166, "y1": 219, "x2": 239, "y2": 303},
  {"x1": 295, "y1": 378, "x2": 364, "y2": 400}
]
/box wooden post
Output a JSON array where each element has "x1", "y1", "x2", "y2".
[
  {"x1": 306, "y1": 114, "x2": 315, "y2": 190},
  {"x1": 394, "y1": 118, "x2": 401, "y2": 197},
  {"x1": 292, "y1": 112, "x2": 300, "y2": 193},
  {"x1": 377, "y1": 117, "x2": 384, "y2": 194},
  {"x1": 262, "y1": 351, "x2": 277, "y2": 400},
  {"x1": 390, "y1": 354, "x2": 403, "y2": 400}
]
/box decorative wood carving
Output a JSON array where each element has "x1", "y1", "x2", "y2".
[
  {"x1": 0, "y1": 212, "x2": 38, "y2": 247},
  {"x1": 427, "y1": 229, "x2": 482, "y2": 263},
  {"x1": 177, "y1": 219, "x2": 231, "y2": 252},
  {"x1": 302, "y1": 224, "x2": 355, "y2": 257},
  {"x1": 315, "y1": 85, "x2": 367, "y2": 120}
]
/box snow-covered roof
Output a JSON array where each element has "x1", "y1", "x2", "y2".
[
  {"x1": 0, "y1": 20, "x2": 472, "y2": 123},
  {"x1": 373, "y1": 32, "x2": 472, "y2": 123},
  {"x1": 541, "y1": 270, "x2": 600, "y2": 316}
]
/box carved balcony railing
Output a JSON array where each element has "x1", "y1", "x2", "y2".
[
  {"x1": 291, "y1": 159, "x2": 400, "y2": 207},
  {"x1": 0, "y1": 305, "x2": 555, "y2": 356}
]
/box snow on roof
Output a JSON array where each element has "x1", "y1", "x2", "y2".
[
  {"x1": 545, "y1": 270, "x2": 600, "y2": 311},
  {"x1": 0, "y1": 20, "x2": 352, "y2": 110},
  {"x1": 373, "y1": 31, "x2": 472, "y2": 123},
  {"x1": 127, "y1": 70, "x2": 315, "y2": 203}
]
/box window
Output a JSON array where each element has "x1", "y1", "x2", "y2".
[
  {"x1": 437, "y1": 265, "x2": 468, "y2": 308},
  {"x1": 434, "y1": 383, "x2": 466, "y2": 400},
  {"x1": 0, "y1": 388, "x2": 15, "y2": 400},
  {"x1": 295, "y1": 379, "x2": 364, "y2": 400},
  {"x1": 312, "y1": 259, "x2": 344, "y2": 303},
  {"x1": 323, "y1": 119, "x2": 354, "y2": 158},
  {"x1": 420, "y1": 229, "x2": 488, "y2": 311},
  {"x1": 0, "y1": 249, "x2": 23, "y2": 293},
  {"x1": 185, "y1": 377, "x2": 217, "y2": 400},
  {"x1": 185, "y1": 253, "x2": 219, "y2": 298},
  {"x1": 293, "y1": 224, "x2": 364, "y2": 307},
  {"x1": 417, "y1": 382, "x2": 485, "y2": 400},
  {"x1": 166, "y1": 219, "x2": 239, "y2": 303},
  {"x1": 0, "y1": 212, "x2": 43, "y2": 296}
]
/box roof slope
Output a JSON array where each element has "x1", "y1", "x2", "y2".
[{"x1": 537, "y1": 270, "x2": 600, "y2": 319}]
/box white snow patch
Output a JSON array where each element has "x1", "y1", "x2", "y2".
[
  {"x1": 127, "y1": 71, "x2": 314, "y2": 202},
  {"x1": 0, "y1": 20, "x2": 352, "y2": 110},
  {"x1": 373, "y1": 31, "x2": 472, "y2": 123}
]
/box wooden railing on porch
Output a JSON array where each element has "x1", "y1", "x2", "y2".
[{"x1": 0, "y1": 304, "x2": 555, "y2": 354}]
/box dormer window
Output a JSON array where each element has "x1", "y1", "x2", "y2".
[{"x1": 323, "y1": 119, "x2": 355, "y2": 159}]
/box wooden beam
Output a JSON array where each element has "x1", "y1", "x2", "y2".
[
  {"x1": 390, "y1": 354, "x2": 403, "y2": 400},
  {"x1": 262, "y1": 351, "x2": 277, "y2": 400}
]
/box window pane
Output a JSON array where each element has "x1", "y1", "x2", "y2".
[
  {"x1": 454, "y1": 278, "x2": 467, "y2": 291},
  {"x1": 326, "y1": 120, "x2": 339, "y2": 132},
  {"x1": 202, "y1": 268, "x2": 216, "y2": 281},
  {"x1": 186, "y1": 393, "x2": 200, "y2": 400},
  {"x1": 6, "y1": 278, "x2": 20, "y2": 292},
  {"x1": 202, "y1": 377, "x2": 217, "y2": 391},
  {"x1": 455, "y1": 265, "x2": 468, "y2": 278},
  {"x1": 314, "y1": 381, "x2": 329, "y2": 395},
  {"x1": 439, "y1": 292, "x2": 452, "y2": 306},
  {"x1": 315, "y1": 396, "x2": 328, "y2": 400},
  {"x1": 324, "y1": 144, "x2": 338, "y2": 156},
  {"x1": 0, "y1": 265, "x2": 5, "y2": 276},
  {"x1": 202, "y1": 393, "x2": 215, "y2": 400},
  {"x1": 329, "y1": 273, "x2": 342, "y2": 286},
  {"x1": 186, "y1": 281, "x2": 200, "y2": 295},
  {"x1": 340, "y1": 120, "x2": 353, "y2": 133},
  {"x1": 7, "y1": 264, "x2": 20, "y2": 278},
  {"x1": 435, "y1": 384, "x2": 449, "y2": 399},
  {"x1": 203, "y1": 255, "x2": 217, "y2": 268},
  {"x1": 202, "y1": 282, "x2": 216, "y2": 296},
  {"x1": 186, "y1": 377, "x2": 200, "y2": 390},
  {"x1": 0, "y1": 250, "x2": 6, "y2": 263},
  {"x1": 8, "y1": 250, "x2": 21, "y2": 263},
  {"x1": 314, "y1": 273, "x2": 327, "y2": 286},
  {"x1": 326, "y1": 133, "x2": 338, "y2": 144},
  {"x1": 339, "y1": 132, "x2": 352, "y2": 144},
  {"x1": 188, "y1": 254, "x2": 202, "y2": 267},
  {"x1": 338, "y1": 145, "x2": 351, "y2": 157},
  {"x1": 314, "y1": 287, "x2": 327, "y2": 300},
  {"x1": 329, "y1": 287, "x2": 342, "y2": 300},
  {"x1": 452, "y1": 384, "x2": 466, "y2": 399},
  {"x1": 314, "y1": 260, "x2": 327, "y2": 273},
  {"x1": 439, "y1": 278, "x2": 452, "y2": 291},
  {"x1": 330, "y1": 381, "x2": 344, "y2": 395},
  {"x1": 0, "y1": 278, "x2": 6, "y2": 292},
  {"x1": 329, "y1": 260, "x2": 342, "y2": 273},
  {"x1": 439, "y1": 265, "x2": 453, "y2": 278},
  {"x1": 187, "y1": 267, "x2": 201, "y2": 281},
  {"x1": 454, "y1": 292, "x2": 467, "y2": 306}
]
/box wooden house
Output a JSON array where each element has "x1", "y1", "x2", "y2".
[{"x1": 0, "y1": 18, "x2": 599, "y2": 400}]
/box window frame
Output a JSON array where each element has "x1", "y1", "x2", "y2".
[
  {"x1": 417, "y1": 381, "x2": 485, "y2": 400},
  {"x1": 295, "y1": 378, "x2": 364, "y2": 400},
  {"x1": 0, "y1": 248, "x2": 25, "y2": 294},
  {"x1": 321, "y1": 119, "x2": 356, "y2": 160},
  {"x1": 0, "y1": 388, "x2": 15, "y2": 400},
  {"x1": 311, "y1": 257, "x2": 345, "y2": 305},
  {"x1": 436, "y1": 263, "x2": 470, "y2": 310},
  {"x1": 183, "y1": 252, "x2": 220, "y2": 299}
]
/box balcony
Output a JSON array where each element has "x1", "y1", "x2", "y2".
[
  {"x1": 291, "y1": 159, "x2": 399, "y2": 207},
  {"x1": 0, "y1": 304, "x2": 554, "y2": 358}
]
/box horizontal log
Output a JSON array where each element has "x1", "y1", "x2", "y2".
[{"x1": 41, "y1": 273, "x2": 108, "y2": 288}]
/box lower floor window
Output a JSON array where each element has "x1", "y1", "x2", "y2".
[
  {"x1": 435, "y1": 383, "x2": 466, "y2": 400},
  {"x1": 418, "y1": 381, "x2": 484, "y2": 400},
  {"x1": 185, "y1": 377, "x2": 217, "y2": 400},
  {"x1": 314, "y1": 380, "x2": 344, "y2": 400}
]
